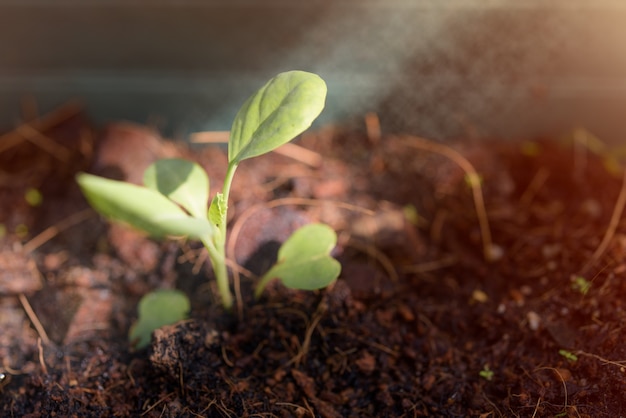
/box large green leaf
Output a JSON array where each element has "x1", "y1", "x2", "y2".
[
  {"x1": 76, "y1": 173, "x2": 212, "y2": 239},
  {"x1": 228, "y1": 71, "x2": 327, "y2": 164},
  {"x1": 129, "y1": 289, "x2": 190, "y2": 349},
  {"x1": 143, "y1": 159, "x2": 209, "y2": 219},
  {"x1": 256, "y1": 223, "x2": 341, "y2": 297}
]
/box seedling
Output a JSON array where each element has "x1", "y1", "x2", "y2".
[
  {"x1": 559, "y1": 349, "x2": 578, "y2": 362},
  {"x1": 571, "y1": 276, "x2": 591, "y2": 295},
  {"x1": 129, "y1": 289, "x2": 190, "y2": 348},
  {"x1": 479, "y1": 365, "x2": 494, "y2": 381},
  {"x1": 255, "y1": 223, "x2": 340, "y2": 298},
  {"x1": 77, "y1": 71, "x2": 340, "y2": 324}
]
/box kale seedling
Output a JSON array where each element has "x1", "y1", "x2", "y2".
[
  {"x1": 77, "y1": 71, "x2": 340, "y2": 318},
  {"x1": 129, "y1": 289, "x2": 190, "y2": 349},
  {"x1": 479, "y1": 365, "x2": 494, "y2": 381}
]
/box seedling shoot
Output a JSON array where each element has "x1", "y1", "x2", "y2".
[{"x1": 76, "y1": 71, "x2": 341, "y2": 346}]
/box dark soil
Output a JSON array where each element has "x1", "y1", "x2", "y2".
[{"x1": 2, "y1": 107, "x2": 626, "y2": 417}]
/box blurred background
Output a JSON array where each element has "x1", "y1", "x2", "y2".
[{"x1": 1, "y1": 0, "x2": 626, "y2": 142}]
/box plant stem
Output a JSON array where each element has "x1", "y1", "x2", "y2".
[
  {"x1": 220, "y1": 162, "x2": 238, "y2": 238},
  {"x1": 254, "y1": 273, "x2": 272, "y2": 300},
  {"x1": 202, "y1": 237, "x2": 233, "y2": 310},
  {"x1": 202, "y1": 162, "x2": 239, "y2": 310}
]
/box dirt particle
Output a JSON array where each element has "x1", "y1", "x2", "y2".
[
  {"x1": 204, "y1": 329, "x2": 220, "y2": 348},
  {"x1": 355, "y1": 351, "x2": 376, "y2": 375},
  {"x1": 555, "y1": 368, "x2": 572, "y2": 382},
  {"x1": 526, "y1": 311, "x2": 541, "y2": 331},
  {"x1": 397, "y1": 303, "x2": 415, "y2": 321},
  {"x1": 0, "y1": 249, "x2": 42, "y2": 294},
  {"x1": 471, "y1": 289, "x2": 488, "y2": 304},
  {"x1": 291, "y1": 369, "x2": 316, "y2": 398}
]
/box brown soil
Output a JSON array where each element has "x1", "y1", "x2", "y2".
[{"x1": 1, "y1": 108, "x2": 626, "y2": 417}]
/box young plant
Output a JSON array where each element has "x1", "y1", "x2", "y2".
[
  {"x1": 129, "y1": 289, "x2": 190, "y2": 348},
  {"x1": 558, "y1": 349, "x2": 578, "y2": 362},
  {"x1": 255, "y1": 223, "x2": 340, "y2": 298},
  {"x1": 571, "y1": 275, "x2": 591, "y2": 295},
  {"x1": 479, "y1": 365, "x2": 494, "y2": 381},
  {"x1": 77, "y1": 71, "x2": 340, "y2": 317}
]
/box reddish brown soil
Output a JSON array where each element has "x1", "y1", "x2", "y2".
[{"x1": 1, "y1": 109, "x2": 626, "y2": 417}]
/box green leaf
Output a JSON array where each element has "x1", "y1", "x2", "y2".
[
  {"x1": 229, "y1": 71, "x2": 327, "y2": 164},
  {"x1": 208, "y1": 193, "x2": 227, "y2": 230},
  {"x1": 256, "y1": 223, "x2": 341, "y2": 298},
  {"x1": 143, "y1": 159, "x2": 209, "y2": 219},
  {"x1": 479, "y1": 365, "x2": 494, "y2": 381},
  {"x1": 77, "y1": 173, "x2": 212, "y2": 239},
  {"x1": 571, "y1": 276, "x2": 591, "y2": 295},
  {"x1": 558, "y1": 349, "x2": 578, "y2": 362},
  {"x1": 129, "y1": 289, "x2": 190, "y2": 349}
]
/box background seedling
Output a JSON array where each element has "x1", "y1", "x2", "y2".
[
  {"x1": 129, "y1": 289, "x2": 190, "y2": 349},
  {"x1": 479, "y1": 365, "x2": 494, "y2": 381},
  {"x1": 559, "y1": 349, "x2": 578, "y2": 362},
  {"x1": 571, "y1": 276, "x2": 591, "y2": 295},
  {"x1": 254, "y1": 223, "x2": 341, "y2": 298},
  {"x1": 77, "y1": 71, "x2": 341, "y2": 346}
]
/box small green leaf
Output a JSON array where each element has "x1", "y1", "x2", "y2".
[
  {"x1": 77, "y1": 173, "x2": 212, "y2": 239},
  {"x1": 571, "y1": 276, "x2": 591, "y2": 295},
  {"x1": 129, "y1": 289, "x2": 190, "y2": 349},
  {"x1": 208, "y1": 193, "x2": 227, "y2": 229},
  {"x1": 256, "y1": 223, "x2": 341, "y2": 298},
  {"x1": 479, "y1": 365, "x2": 494, "y2": 381},
  {"x1": 143, "y1": 159, "x2": 209, "y2": 219},
  {"x1": 229, "y1": 71, "x2": 327, "y2": 164},
  {"x1": 559, "y1": 349, "x2": 578, "y2": 362}
]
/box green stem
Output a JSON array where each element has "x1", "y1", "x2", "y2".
[
  {"x1": 201, "y1": 162, "x2": 238, "y2": 310},
  {"x1": 254, "y1": 271, "x2": 273, "y2": 300},
  {"x1": 201, "y1": 237, "x2": 233, "y2": 310},
  {"x1": 220, "y1": 162, "x2": 238, "y2": 239}
]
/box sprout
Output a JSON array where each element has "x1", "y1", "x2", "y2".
[
  {"x1": 76, "y1": 71, "x2": 341, "y2": 348},
  {"x1": 129, "y1": 290, "x2": 190, "y2": 349}
]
